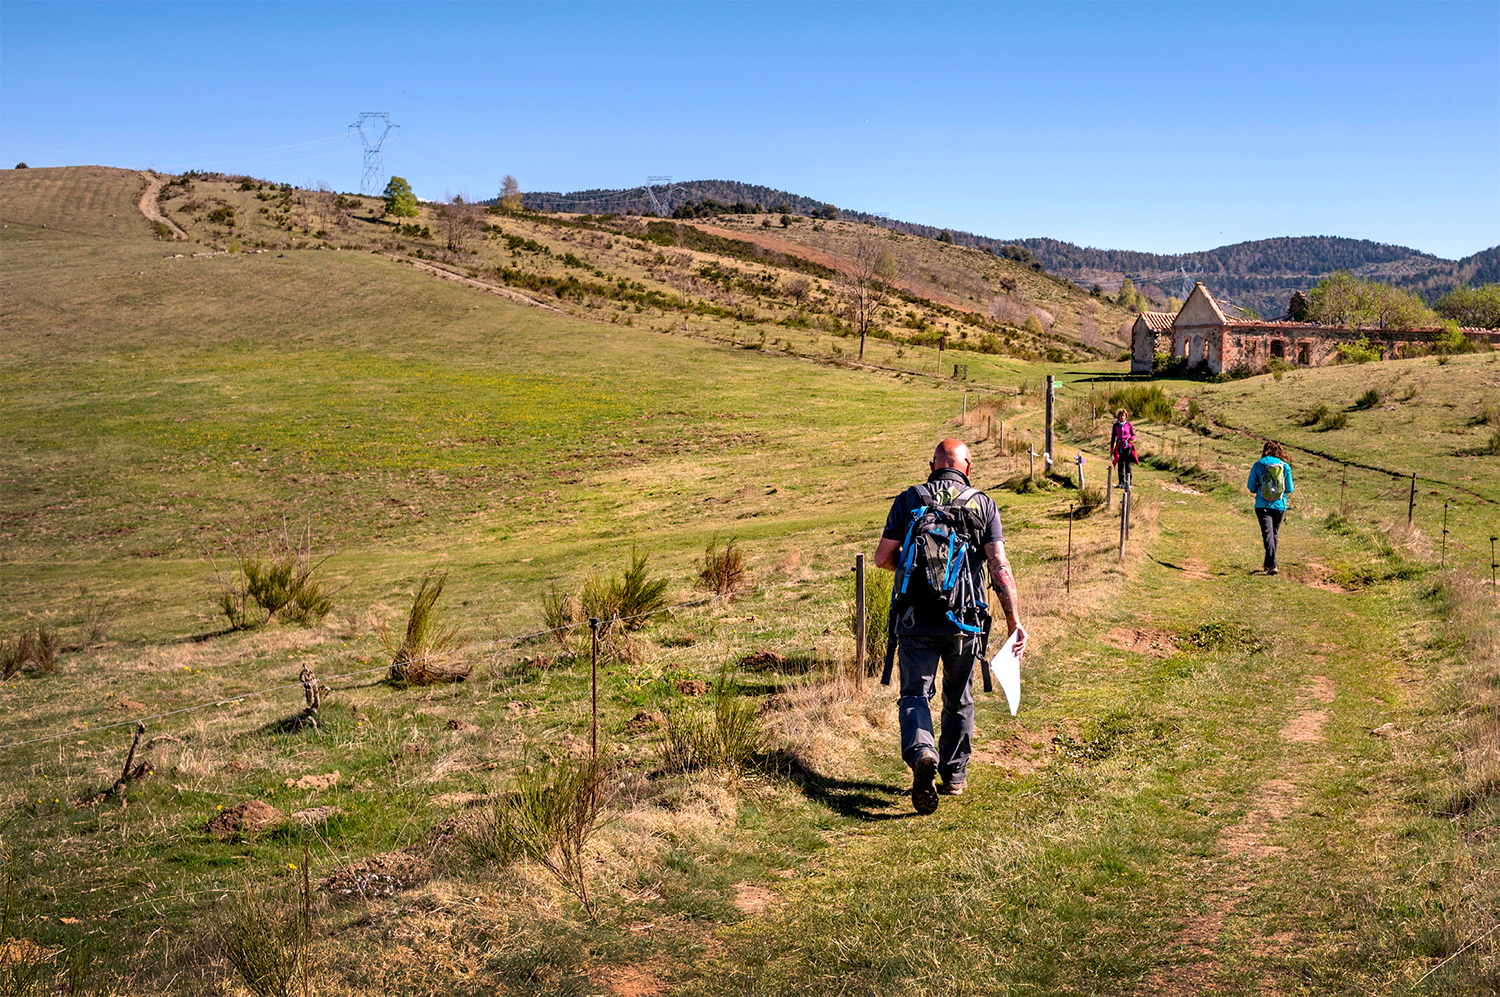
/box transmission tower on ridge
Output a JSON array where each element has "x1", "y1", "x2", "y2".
[
  {"x1": 349, "y1": 112, "x2": 398, "y2": 195},
  {"x1": 645, "y1": 176, "x2": 673, "y2": 217},
  {"x1": 1178, "y1": 260, "x2": 1202, "y2": 301}
]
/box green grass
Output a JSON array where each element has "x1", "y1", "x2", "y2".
[{"x1": 2, "y1": 167, "x2": 1498, "y2": 995}]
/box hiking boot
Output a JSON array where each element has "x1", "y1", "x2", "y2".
[
  {"x1": 911, "y1": 749, "x2": 939, "y2": 815},
  {"x1": 1267, "y1": 567, "x2": 1278, "y2": 576},
  {"x1": 939, "y1": 781, "x2": 965, "y2": 796}
]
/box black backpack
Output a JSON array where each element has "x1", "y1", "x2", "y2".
[{"x1": 881, "y1": 483, "x2": 993, "y2": 689}]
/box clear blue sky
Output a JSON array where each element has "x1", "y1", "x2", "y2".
[{"x1": 2, "y1": 1, "x2": 1496, "y2": 259}]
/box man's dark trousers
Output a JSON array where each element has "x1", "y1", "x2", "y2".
[
  {"x1": 897, "y1": 634, "x2": 976, "y2": 785},
  {"x1": 1257, "y1": 507, "x2": 1284, "y2": 570}
]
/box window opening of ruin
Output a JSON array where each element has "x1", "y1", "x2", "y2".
[
  {"x1": 1298, "y1": 342, "x2": 1311, "y2": 365},
  {"x1": 1271, "y1": 341, "x2": 1286, "y2": 359}
]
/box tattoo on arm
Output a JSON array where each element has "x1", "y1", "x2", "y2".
[{"x1": 984, "y1": 541, "x2": 1021, "y2": 627}]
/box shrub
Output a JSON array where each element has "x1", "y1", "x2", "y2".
[
  {"x1": 1297, "y1": 404, "x2": 1331, "y2": 427},
  {"x1": 851, "y1": 568, "x2": 894, "y2": 673},
  {"x1": 463, "y1": 756, "x2": 609, "y2": 918},
  {"x1": 2, "y1": 627, "x2": 60, "y2": 679},
  {"x1": 213, "y1": 523, "x2": 334, "y2": 629},
  {"x1": 664, "y1": 678, "x2": 764, "y2": 774},
  {"x1": 212, "y1": 877, "x2": 313, "y2": 997},
  {"x1": 19, "y1": 628, "x2": 58, "y2": 675},
  {"x1": 1317, "y1": 410, "x2": 1348, "y2": 431},
  {"x1": 1, "y1": 849, "x2": 49, "y2": 994},
  {"x1": 384, "y1": 571, "x2": 469, "y2": 685},
  {"x1": 1354, "y1": 388, "x2": 1382, "y2": 410},
  {"x1": 1433, "y1": 324, "x2": 1481, "y2": 355},
  {"x1": 1334, "y1": 336, "x2": 1381, "y2": 364},
  {"x1": 582, "y1": 549, "x2": 670, "y2": 630},
  {"x1": 1487, "y1": 429, "x2": 1500, "y2": 456},
  {"x1": 539, "y1": 585, "x2": 581, "y2": 648},
  {"x1": 697, "y1": 535, "x2": 746, "y2": 598},
  {"x1": 0, "y1": 640, "x2": 21, "y2": 681},
  {"x1": 1106, "y1": 384, "x2": 1173, "y2": 423}
]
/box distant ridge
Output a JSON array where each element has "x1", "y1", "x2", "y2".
[{"x1": 517, "y1": 179, "x2": 1496, "y2": 317}]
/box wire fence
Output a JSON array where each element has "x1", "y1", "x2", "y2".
[{"x1": 0, "y1": 570, "x2": 849, "y2": 755}]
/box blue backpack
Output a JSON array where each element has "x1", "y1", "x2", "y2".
[{"x1": 881, "y1": 483, "x2": 993, "y2": 689}]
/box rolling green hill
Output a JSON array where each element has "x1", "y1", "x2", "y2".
[
  {"x1": 1, "y1": 166, "x2": 1497, "y2": 996},
  {"x1": 518, "y1": 180, "x2": 1496, "y2": 319}
]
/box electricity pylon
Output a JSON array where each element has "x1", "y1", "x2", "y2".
[
  {"x1": 349, "y1": 112, "x2": 398, "y2": 196},
  {"x1": 645, "y1": 176, "x2": 673, "y2": 217}
]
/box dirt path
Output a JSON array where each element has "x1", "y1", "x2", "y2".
[
  {"x1": 1144, "y1": 675, "x2": 1336, "y2": 995},
  {"x1": 389, "y1": 255, "x2": 563, "y2": 312},
  {"x1": 137, "y1": 173, "x2": 186, "y2": 240}
]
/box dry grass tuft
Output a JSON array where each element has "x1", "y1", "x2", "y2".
[
  {"x1": 758, "y1": 670, "x2": 891, "y2": 778},
  {"x1": 1, "y1": 626, "x2": 59, "y2": 679},
  {"x1": 663, "y1": 678, "x2": 765, "y2": 774},
  {"x1": 697, "y1": 535, "x2": 747, "y2": 598},
  {"x1": 383, "y1": 571, "x2": 471, "y2": 685}
]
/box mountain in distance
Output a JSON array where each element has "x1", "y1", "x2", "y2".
[{"x1": 519, "y1": 180, "x2": 1496, "y2": 318}]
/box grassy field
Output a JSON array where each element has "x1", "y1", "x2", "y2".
[{"x1": 2, "y1": 167, "x2": 1498, "y2": 996}]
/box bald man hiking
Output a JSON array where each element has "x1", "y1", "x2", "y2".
[{"x1": 875, "y1": 439, "x2": 1026, "y2": 814}]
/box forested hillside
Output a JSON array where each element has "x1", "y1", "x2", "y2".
[{"x1": 517, "y1": 180, "x2": 1496, "y2": 319}]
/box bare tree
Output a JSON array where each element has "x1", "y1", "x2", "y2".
[
  {"x1": 314, "y1": 182, "x2": 337, "y2": 234},
  {"x1": 841, "y1": 231, "x2": 901, "y2": 359},
  {"x1": 437, "y1": 196, "x2": 485, "y2": 252},
  {"x1": 785, "y1": 276, "x2": 811, "y2": 306}
]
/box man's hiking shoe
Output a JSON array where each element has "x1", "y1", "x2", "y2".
[
  {"x1": 939, "y1": 781, "x2": 965, "y2": 796},
  {"x1": 1267, "y1": 567, "x2": 1279, "y2": 576},
  {"x1": 912, "y1": 749, "x2": 939, "y2": 815}
]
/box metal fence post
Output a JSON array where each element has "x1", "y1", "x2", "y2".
[
  {"x1": 589, "y1": 617, "x2": 600, "y2": 759},
  {"x1": 853, "y1": 555, "x2": 867, "y2": 684},
  {"x1": 1066, "y1": 505, "x2": 1074, "y2": 592}
]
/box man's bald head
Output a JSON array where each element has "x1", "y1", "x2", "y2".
[{"x1": 930, "y1": 439, "x2": 971, "y2": 473}]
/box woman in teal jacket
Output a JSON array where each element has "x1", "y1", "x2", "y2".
[{"x1": 1247, "y1": 441, "x2": 1294, "y2": 574}]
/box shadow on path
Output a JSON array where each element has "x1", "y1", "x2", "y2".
[{"x1": 761, "y1": 750, "x2": 915, "y2": 823}]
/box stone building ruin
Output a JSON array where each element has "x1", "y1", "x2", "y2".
[{"x1": 1130, "y1": 283, "x2": 1498, "y2": 375}]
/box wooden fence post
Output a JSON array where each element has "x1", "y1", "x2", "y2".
[
  {"x1": 1408, "y1": 474, "x2": 1417, "y2": 526},
  {"x1": 1044, "y1": 374, "x2": 1055, "y2": 471}
]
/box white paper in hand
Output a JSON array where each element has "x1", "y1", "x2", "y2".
[{"x1": 989, "y1": 631, "x2": 1022, "y2": 717}]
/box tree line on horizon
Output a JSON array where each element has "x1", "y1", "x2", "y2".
[{"x1": 502, "y1": 177, "x2": 1496, "y2": 322}]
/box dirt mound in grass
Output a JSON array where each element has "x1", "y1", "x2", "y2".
[
  {"x1": 206, "y1": 800, "x2": 285, "y2": 839},
  {"x1": 1104, "y1": 627, "x2": 1181, "y2": 657},
  {"x1": 323, "y1": 852, "x2": 432, "y2": 900}
]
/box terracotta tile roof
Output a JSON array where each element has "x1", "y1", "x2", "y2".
[{"x1": 1139, "y1": 311, "x2": 1175, "y2": 332}]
